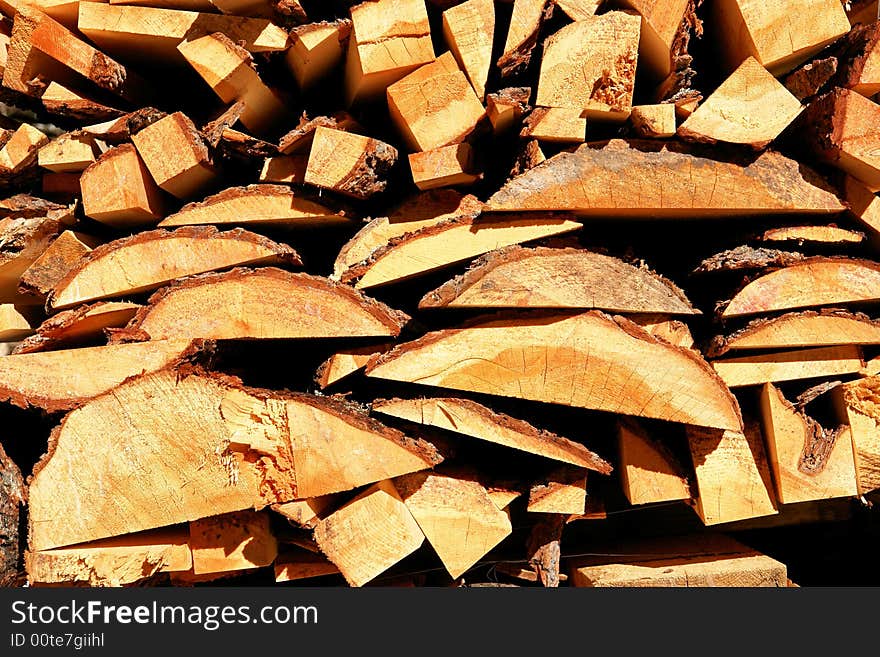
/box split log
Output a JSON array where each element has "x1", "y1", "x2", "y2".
[
  {"x1": 721, "y1": 258, "x2": 880, "y2": 318},
  {"x1": 524, "y1": 513, "x2": 563, "y2": 587},
  {"x1": 28, "y1": 369, "x2": 441, "y2": 549},
  {"x1": 759, "y1": 225, "x2": 864, "y2": 245},
  {"x1": 409, "y1": 143, "x2": 479, "y2": 191},
  {"x1": 617, "y1": 419, "x2": 691, "y2": 505},
  {"x1": 833, "y1": 377, "x2": 880, "y2": 495},
  {"x1": 418, "y1": 246, "x2": 697, "y2": 314},
  {"x1": 618, "y1": 0, "x2": 690, "y2": 79},
  {"x1": 160, "y1": 185, "x2": 352, "y2": 228},
  {"x1": 509, "y1": 139, "x2": 546, "y2": 176},
  {"x1": 630, "y1": 104, "x2": 677, "y2": 138},
  {"x1": 303, "y1": 126, "x2": 397, "y2": 199},
  {"x1": 678, "y1": 57, "x2": 803, "y2": 148},
  {"x1": 48, "y1": 227, "x2": 300, "y2": 310},
  {"x1": 0, "y1": 194, "x2": 71, "y2": 220},
  {"x1": 189, "y1": 511, "x2": 277, "y2": 575},
  {"x1": 485, "y1": 87, "x2": 531, "y2": 134},
  {"x1": 844, "y1": 176, "x2": 880, "y2": 239},
  {"x1": 275, "y1": 551, "x2": 340, "y2": 582},
  {"x1": 368, "y1": 311, "x2": 743, "y2": 431},
  {"x1": 25, "y1": 528, "x2": 192, "y2": 587},
  {"x1": 18, "y1": 230, "x2": 100, "y2": 298},
  {"x1": 486, "y1": 140, "x2": 845, "y2": 216},
  {"x1": 527, "y1": 467, "x2": 587, "y2": 514},
  {"x1": 0, "y1": 214, "x2": 68, "y2": 304},
  {"x1": 114, "y1": 268, "x2": 409, "y2": 341},
  {"x1": 39, "y1": 81, "x2": 124, "y2": 122},
  {"x1": 80, "y1": 144, "x2": 165, "y2": 227},
  {"x1": 313, "y1": 480, "x2": 425, "y2": 587},
  {"x1": 316, "y1": 344, "x2": 392, "y2": 389},
  {"x1": 339, "y1": 215, "x2": 582, "y2": 289},
  {"x1": 277, "y1": 111, "x2": 361, "y2": 155},
  {"x1": 78, "y1": 108, "x2": 167, "y2": 145},
  {"x1": 712, "y1": 0, "x2": 850, "y2": 74},
  {"x1": 0, "y1": 441, "x2": 24, "y2": 586},
  {"x1": 344, "y1": 0, "x2": 434, "y2": 106},
  {"x1": 759, "y1": 383, "x2": 857, "y2": 504},
  {"x1": 386, "y1": 52, "x2": 486, "y2": 153},
  {"x1": 286, "y1": 20, "x2": 350, "y2": 91},
  {"x1": 497, "y1": 0, "x2": 549, "y2": 78},
  {"x1": 442, "y1": 0, "x2": 494, "y2": 99},
  {"x1": 552, "y1": 0, "x2": 600, "y2": 21},
  {"x1": 784, "y1": 56, "x2": 839, "y2": 102},
  {"x1": 713, "y1": 346, "x2": 864, "y2": 387},
  {"x1": 37, "y1": 132, "x2": 95, "y2": 173},
  {"x1": 259, "y1": 154, "x2": 308, "y2": 185},
  {"x1": 394, "y1": 470, "x2": 512, "y2": 579},
  {"x1": 131, "y1": 112, "x2": 216, "y2": 199},
  {"x1": 331, "y1": 190, "x2": 483, "y2": 279},
  {"x1": 694, "y1": 246, "x2": 805, "y2": 275},
  {"x1": 831, "y1": 20, "x2": 880, "y2": 97},
  {"x1": 630, "y1": 314, "x2": 695, "y2": 349},
  {"x1": 272, "y1": 495, "x2": 336, "y2": 529},
  {"x1": 0, "y1": 123, "x2": 47, "y2": 176},
  {"x1": 14, "y1": 301, "x2": 140, "y2": 353},
  {"x1": 486, "y1": 483, "x2": 522, "y2": 511},
  {"x1": 372, "y1": 397, "x2": 611, "y2": 472},
  {"x1": 686, "y1": 422, "x2": 777, "y2": 525},
  {"x1": 0, "y1": 304, "x2": 37, "y2": 341},
  {"x1": 536, "y1": 12, "x2": 641, "y2": 122},
  {"x1": 520, "y1": 107, "x2": 585, "y2": 143}
]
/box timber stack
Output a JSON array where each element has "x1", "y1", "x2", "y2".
[{"x1": 0, "y1": 0, "x2": 879, "y2": 588}]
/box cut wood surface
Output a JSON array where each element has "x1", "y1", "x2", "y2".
[
  {"x1": 274, "y1": 551, "x2": 340, "y2": 582},
  {"x1": 0, "y1": 123, "x2": 47, "y2": 175},
  {"x1": 527, "y1": 467, "x2": 587, "y2": 514},
  {"x1": 536, "y1": 11, "x2": 641, "y2": 122},
  {"x1": 759, "y1": 383, "x2": 857, "y2": 504},
  {"x1": 14, "y1": 301, "x2": 140, "y2": 354},
  {"x1": 49, "y1": 226, "x2": 300, "y2": 310},
  {"x1": 686, "y1": 423, "x2": 778, "y2": 525},
  {"x1": 259, "y1": 154, "x2": 308, "y2": 185},
  {"x1": 834, "y1": 378, "x2": 880, "y2": 495},
  {"x1": 497, "y1": 0, "x2": 549, "y2": 78},
  {"x1": 38, "y1": 81, "x2": 124, "y2": 122},
  {"x1": 0, "y1": 441, "x2": 24, "y2": 586},
  {"x1": 189, "y1": 511, "x2": 277, "y2": 575},
  {"x1": 617, "y1": 419, "x2": 690, "y2": 505},
  {"x1": 678, "y1": 57, "x2": 803, "y2": 148},
  {"x1": 271, "y1": 496, "x2": 336, "y2": 529},
  {"x1": 0, "y1": 214, "x2": 67, "y2": 304},
  {"x1": 442, "y1": 0, "x2": 494, "y2": 99},
  {"x1": 486, "y1": 140, "x2": 845, "y2": 216},
  {"x1": 486, "y1": 86, "x2": 530, "y2": 134},
  {"x1": 115, "y1": 268, "x2": 409, "y2": 341},
  {"x1": 722, "y1": 258, "x2": 880, "y2": 318},
  {"x1": 630, "y1": 104, "x2": 677, "y2": 138},
  {"x1": 395, "y1": 470, "x2": 511, "y2": 578},
  {"x1": 313, "y1": 480, "x2": 424, "y2": 587},
  {"x1": 844, "y1": 175, "x2": 880, "y2": 238},
  {"x1": 0, "y1": 304, "x2": 37, "y2": 341},
  {"x1": 340, "y1": 215, "x2": 582, "y2": 289},
  {"x1": 630, "y1": 314, "x2": 695, "y2": 349},
  {"x1": 304, "y1": 126, "x2": 398, "y2": 199},
  {"x1": 759, "y1": 225, "x2": 864, "y2": 244},
  {"x1": 277, "y1": 111, "x2": 360, "y2": 155},
  {"x1": 372, "y1": 396, "x2": 611, "y2": 472},
  {"x1": 37, "y1": 132, "x2": 95, "y2": 173},
  {"x1": 520, "y1": 107, "x2": 585, "y2": 143},
  {"x1": 409, "y1": 143, "x2": 479, "y2": 191},
  {"x1": 286, "y1": 20, "x2": 350, "y2": 91},
  {"x1": 713, "y1": 345, "x2": 864, "y2": 387},
  {"x1": 553, "y1": 0, "x2": 601, "y2": 20},
  {"x1": 418, "y1": 246, "x2": 696, "y2": 314},
  {"x1": 367, "y1": 311, "x2": 743, "y2": 431},
  {"x1": 619, "y1": 0, "x2": 690, "y2": 79},
  {"x1": 316, "y1": 344, "x2": 392, "y2": 389},
  {"x1": 160, "y1": 185, "x2": 352, "y2": 228}
]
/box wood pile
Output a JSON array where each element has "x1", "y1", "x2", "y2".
[{"x1": 0, "y1": 0, "x2": 879, "y2": 588}]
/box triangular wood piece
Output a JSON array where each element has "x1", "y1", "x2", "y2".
[
  {"x1": 367, "y1": 311, "x2": 743, "y2": 431},
  {"x1": 39, "y1": 82, "x2": 125, "y2": 122},
  {"x1": 316, "y1": 344, "x2": 393, "y2": 389},
  {"x1": 372, "y1": 396, "x2": 610, "y2": 472},
  {"x1": 0, "y1": 214, "x2": 68, "y2": 304},
  {"x1": 713, "y1": 345, "x2": 864, "y2": 387},
  {"x1": 114, "y1": 268, "x2": 409, "y2": 341},
  {"x1": 189, "y1": 511, "x2": 277, "y2": 575},
  {"x1": 419, "y1": 246, "x2": 696, "y2": 314},
  {"x1": 486, "y1": 140, "x2": 845, "y2": 217},
  {"x1": 759, "y1": 225, "x2": 864, "y2": 245},
  {"x1": 18, "y1": 230, "x2": 100, "y2": 299},
  {"x1": 833, "y1": 377, "x2": 880, "y2": 495},
  {"x1": 527, "y1": 467, "x2": 587, "y2": 514},
  {"x1": 80, "y1": 144, "x2": 165, "y2": 227},
  {"x1": 722, "y1": 258, "x2": 880, "y2": 318},
  {"x1": 285, "y1": 20, "x2": 350, "y2": 91},
  {"x1": 618, "y1": 0, "x2": 690, "y2": 79},
  {"x1": 617, "y1": 419, "x2": 691, "y2": 505},
  {"x1": 304, "y1": 127, "x2": 397, "y2": 199},
  {"x1": 759, "y1": 383, "x2": 857, "y2": 504},
  {"x1": 497, "y1": 0, "x2": 549, "y2": 78},
  {"x1": 14, "y1": 301, "x2": 140, "y2": 354},
  {"x1": 554, "y1": 0, "x2": 601, "y2": 20},
  {"x1": 271, "y1": 495, "x2": 337, "y2": 529},
  {"x1": 0, "y1": 304, "x2": 38, "y2": 342},
  {"x1": 394, "y1": 470, "x2": 512, "y2": 579},
  {"x1": 630, "y1": 104, "x2": 677, "y2": 138},
  {"x1": 313, "y1": 480, "x2": 425, "y2": 587},
  {"x1": 28, "y1": 369, "x2": 440, "y2": 550},
  {"x1": 631, "y1": 314, "x2": 695, "y2": 349},
  {"x1": 442, "y1": 0, "x2": 494, "y2": 100},
  {"x1": 339, "y1": 216, "x2": 582, "y2": 289},
  {"x1": 275, "y1": 551, "x2": 340, "y2": 582},
  {"x1": 48, "y1": 227, "x2": 300, "y2": 310},
  {"x1": 160, "y1": 184, "x2": 353, "y2": 228}
]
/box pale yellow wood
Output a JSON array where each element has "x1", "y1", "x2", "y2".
[
  {"x1": 259, "y1": 154, "x2": 308, "y2": 185},
  {"x1": 716, "y1": 311, "x2": 880, "y2": 354},
  {"x1": 37, "y1": 132, "x2": 95, "y2": 173},
  {"x1": 79, "y1": 144, "x2": 164, "y2": 227},
  {"x1": 274, "y1": 552, "x2": 340, "y2": 582},
  {"x1": 316, "y1": 344, "x2": 391, "y2": 389},
  {"x1": 630, "y1": 104, "x2": 676, "y2": 138},
  {"x1": 39, "y1": 81, "x2": 123, "y2": 122},
  {"x1": 761, "y1": 225, "x2": 864, "y2": 244},
  {"x1": 686, "y1": 423, "x2": 778, "y2": 525},
  {"x1": 394, "y1": 471, "x2": 511, "y2": 579},
  {"x1": 0, "y1": 123, "x2": 48, "y2": 174},
  {"x1": 286, "y1": 20, "x2": 349, "y2": 90},
  {"x1": 833, "y1": 378, "x2": 880, "y2": 495},
  {"x1": 486, "y1": 485, "x2": 521, "y2": 511},
  {"x1": 617, "y1": 419, "x2": 690, "y2": 505},
  {"x1": 0, "y1": 215, "x2": 66, "y2": 305},
  {"x1": 271, "y1": 496, "x2": 336, "y2": 529},
  {"x1": 713, "y1": 345, "x2": 864, "y2": 387},
  {"x1": 497, "y1": 0, "x2": 547, "y2": 77},
  {"x1": 14, "y1": 301, "x2": 139, "y2": 353},
  {"x1": 536, "y1": 12, "x2": 641, "y2": 122},
  {"x1": 442, "y1": 0, "x2": 494, "y2": 99},
  {"x1": 527, "y1": 468, "x2": 587, "y2": 514},
  {"x1": 109, "y1": 0, "x2": 214, "y2": 10},
  {"x1": 522, "y1": 107, "x2": 585, "y2": 143},
  {"x1": 486, "y1": 87, "x2": 530, "y2": 135},
  {"x1": 189, "y1": 510, "x2": 277, "y2": 575},
  {"x1": 844, "y1": 176, "x2": 880, "y2": 241},
  {"x1": 553, "y1": 0, "x2": 600, "y2": 21},
  {"x1": 313, "y1": 480, "x2": 425, "y2": 587},
  {"x1": 304, "y1": 126, "x2": 398, "y2": 199},
  {"x1": 2, "y1": 0, "x2": 105, "y2": 29},
  {"x1": 19, "y1": 230, "x2": 99, "y2": 299},
  {"x1": 618, "y1": 0, "x2": 690, "y2": 79},
  {"x1": 367, "y1": 311, "x2": 743, "y2": 431},
  {"x1": 0, "y1": 304, "x2": 37, "y2": 341},
  {"x1": 409, "y1": 143, "x2": 479, "y2": 191},
  {"x1": 631, "y1": 314, "x2": 695, "y2": 349}
]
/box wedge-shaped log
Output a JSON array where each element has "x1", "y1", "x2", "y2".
[
  {"x1": 313, "y1": 480, "x2": 425, "y2": 587},
  {"x1": 286, "y1": 20, "x2": 350, "y2": 90},
  {"x1": 18, "y1": 230, "x2": 96, "y2": 299},
  {"x1": 486, "y1": 86, "x2": 530, "y2": 134},
  {"x1": 271, "y1": 496, "x2": 337, "y2": 530},
  {"x1": 844, "y1": 176, "x2": 880, "y2": 240},
  {"x1": 160, "y1": 185, "x2": 352, "y2": 228},
  {"x1": 759, "y1": 383, "x2": 857, "y2": 504},
  {"x1": 833, "y1": 377, "x2": 880, "y2": 495},
  {"x1": 0, "y1": 214, "x2": 67, "y2": 304},
  {"x1": 527, "y1": 467, "x2": 587, "y2": 514},
  {"x1": 409, "y1": 143, "x2": 479, "y2": 191},
  {"x1": 442, "y1": 0, "x2": 494, "y2": 99},
  {"x1": 486, "y1": 140, "x2": 845, "y2": 216},
  {"x1": 832, "y1": 21, "x2": 880, "y2": 97},
  {"x1": 678, "y1": 57, "x2": 803, "y2": 148},
  {"x1": 710, "y1": 311, "x2": 880, "y2": 356},
  {"x1": 686, "y1": 423, "x2": 777, "y2": 525},
  {"x1": 37, "y1": 132, "x2": 95, "y2": 173},
  {"x1": 553, "y1": 0, "x2": 600, "y2": 20},
  {"x1": 520, "y1": 107, "x2": 585, "y2": 143},
  {"x1": 316, "y1": 344, "x2": 392, "y2": 389},
  {"x1": 189, "y1": 511, "x2": 277, "y2": 575},
  {"x1": 497, "y1": 0, "x2": 548, "y2": 78},
  {"x1": 394, "y1": 470, "x2": 511, "y2": 579},
  {"x1": 275, "y1": 551, "x2": 340, "y2": 583},
  {"x1": 39, "y1": 81, "x2": 124, "y2": 122},
  {"x1": 0, "y1": 123, "x2": 47, "y2": 175},
  {"x1": 304, "y1": 127, "x2": 397, "y2": 199},
  {"x1": 116, "y1": 268, "x2": 409, "y2": 341},
  {"x1": 0, "y1": 304, "x2": 37, "y2": 341},
  {"x1": 617, "y1": 419, "x2": 690, "y2": 505},
  {"x1": 367, "y1": 311, "x2": 743, "y2": 431},
  {"x1": 373, "y1": 397, "x2": 610, "y2": 472},
  {"x1": 14, "y1": 301, "x2": 139, "y2": 354},
  {"x1": 419, "y1": 246, "x2": 696, "y2": 313},
  {"x1": 630, "y1": 314, "x2": 695, "y2": 349},
  {"x1": 80, "y1": 144, "x2": 165, "y2": 227},
  {"x1": 331, "y1": 190, "x2": 483, "y2": 279},
  {"x1": 760, "y1": 225, "x2": 864, "y2": 244},
  {"x1": 49, "y1": 227, "x2": 300, "y2": 310},
  {"x1": 713, "y1": 346, "x2": 864, "y2": 387},
  {"x1": 28, "y1": 370, "x2": 441, "y2": 550},
  {"x1": 340, "y1": 216, "x2": 582, "y2": 289},
  {"x1": 536, "y1": 12, "x2": 641, "y2": 122},
  {"x1": 0, "y1": 338, "x2": 206, "y2": 412},
  {"x1": 618, "y1": 0, "x2": 690, "y2": 79},
  {"x1": 630, "y1": 104, "x2": 676, "y2": 138},
  {"x1": 722, "y1": 258, "x2": 880, "y2": 318}
]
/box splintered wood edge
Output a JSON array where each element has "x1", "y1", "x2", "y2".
[
  {"x1": 13, "y1": 301, "x2": 141, "y2": 354},
  {"x1": 418, "y1": 245, "x2": 696, "y2": 312},
  {"x1": 365, "y1": 310, "x2": 744, "y2": 430},
  {"x1": 372, "y1": 396, "x2": 612, "y2": 474},
  {"x1": 111, "y1": 266, "x2": 411, "y2": 341},
  {"x1": 708, "y1": 309, "x2": 880, "y2": 357},
  {"x1": 47, "y1": 226, "x2": 302, "y2": 308},
  {"x1": 693, "y1": 246, "x2": 807, "y2": 274}
]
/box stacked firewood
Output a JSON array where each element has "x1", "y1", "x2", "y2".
[{"x1": 0, "y1": 0, "x2": 879, "y2": 588}]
